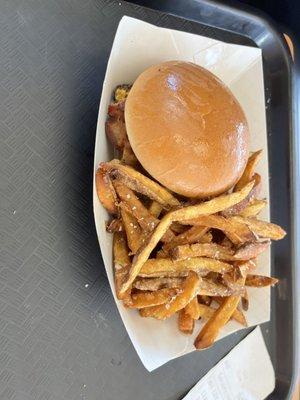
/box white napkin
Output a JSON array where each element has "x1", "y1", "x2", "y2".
[{"x1": 183, "y1": 327, "x2": 275, "y2": 400}]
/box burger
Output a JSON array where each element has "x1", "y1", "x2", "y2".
[{"x1": 122, "y1": 60, "x2": 250, "y2": 198}]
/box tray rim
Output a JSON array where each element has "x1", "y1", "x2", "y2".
[{"x1": 125, "y1": 0, "x2": 299, "y2": 398}]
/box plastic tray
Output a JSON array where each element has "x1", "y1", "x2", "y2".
[{"x1": 0, "y1": 0, "x2": 297, "y2": 399}]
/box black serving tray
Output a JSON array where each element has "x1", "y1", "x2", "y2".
[{"x1": 0, "y1": 0, "x2": 298, "y2": 399}]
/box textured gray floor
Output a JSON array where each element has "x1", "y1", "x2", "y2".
[{"x1": 0, "y1": 1, "x2": 259, "y2": 399}]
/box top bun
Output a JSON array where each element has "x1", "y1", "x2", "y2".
[{"x1": 125, "y1": 61, "x2": 249, "y2": 198}]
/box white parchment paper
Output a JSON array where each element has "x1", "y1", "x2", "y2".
[
  {"x1": 93, "y1": 16, "x2": 270, "y2": 371},
  {"x1": 182, "y1": 327, "x2": 275, "y2": 400}
]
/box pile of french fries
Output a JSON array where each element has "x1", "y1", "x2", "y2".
[{"x1": 96, "y1": 86, "x2": 286, "y2": 350}]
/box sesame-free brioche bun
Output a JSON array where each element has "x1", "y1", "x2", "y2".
[{"x1": 125, "y1": 61, "x2": 249, "y2": 198}]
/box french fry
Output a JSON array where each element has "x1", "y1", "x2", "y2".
[
  {"x1": 222, "y1": 173, "x2": 262, "y2": 217},
  {"x1": 200, "y1": 232, "x2": 213, "y2": 243},
  {"x1": 199, "y1": 278, "x2": 244, "y2": 297},
  {"x1": 170, "y1": 222, "x2": 188, "y2": 234},
  {"x1": 114, "y1": 181, "x2": 157, "y2": 231},
  {"x1": 114, "y1": 181, "x2": 175, "y2": 242},
  {"x1": 197, "y1": 302, "x2": 246, "y2": 326},
  {"x1": 171, "y1": 181, "x2": 254, "y2": 221},
  {"x1": 245, "y1": 274, "x2": 278, "y2": 287},
  {"x1": 171, "y1": 243, "x2": 235, "y2": 262},
  {"x1": 121, "y1": 208, "x2": 146, "y2": 254},
  {"x1": 139, "y1": 271, "x2": 201, "y2": 320},
  {"x1": 197, "y1": 304, "x2": 216, "y2": 319},
  {"x1": 125, "y1": 288, "x2": 178, "y2": 308},
  {"x1": 178, "y1": 309, "x2": 195, "y2": 334},
  {"x1": 133, "y1": 277, "x2": 183, "y2": 291},
  {"x1": 121, "y1": 214, "x2": 173, "y2": 293},
  {"x1": 222, "y1": 268, "x2": 245, "y2": 293},
  {"x1": 106, "y1": 160, "x2": 180, "y2": 208},
  {"x1": 95, "y1": 165, "x2": 118, "y2": 214},
  {"x1": 194, "y1": 295, "x2": 241, "y2": 349},
  {"x1": 213, "y1": 297, "x2": 247, "y2": 326},
  {"x1": 233, "y1": 240, "x2": 270, "y2": 260},
  {"x1": 100, "y1": 97, "x2": 286, "y2": 351},
  {"x1": 113, "y1": 232, "x2": 131, "y2": 301},
  {"x1": 234, "y1": 150, "x2": 262, "y2": 191},
  {"x1": 239, "y1": 199, "x2": 267, "y2": 217},
  {"x1": 230, "y1": 216, "x2": 286, "y2": 240},
  {"x1": 121, "y1": 182, "x2": 254, "y2": 293},
  {"x1": 138, "y1": 257, "x2": 232, "y2": 278},
  {"x1": 185, "y1": 297, "x2": 200, "y2": 319},
  {"x1": 149, "y1": 201, "x2": 163, "y2": 218},
  {"x1": 182, "y1": 214, "x2": 255, "y2": 245},
  {"x1": 235, "y1": 259, "x2": 257, "y2": 277},
  {"x1": 106, "y1": 219, "x2": 123, "y2": 233},
  {"x1": 163, "y1": 226, "x2": 209, "y2": 252}
]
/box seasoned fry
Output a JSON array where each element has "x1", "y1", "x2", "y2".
[
  {"x1": 233, "y1": 240, "x2": 270, "y2": 260},
  {"x1": 197, "y1": 304, "x2": 216, "y2": 320},
  {"x1": 125, "y1": 288, "x2": 178, "y2": 308},
  {"x1": 172, "y1": 181, "x2": 254, "y2": 221},
  {"x1": 114, "y1": 181, "x2": 157, "y2": 231},
  {"x1": 235, "y1": 150, "x2": 262, "y2": 191},
  {"x1": 178, "y1": 309, "x2": 195, "y2": 334},
  {"x1": 185, "y1": 297, "x2": 200, "y2": 319},
  {"x1": 239, "y1": 199, "x2": 267, "y2": 217},
  {"x1": 236, "y1": 260, "x2": 257, "y2": 277},
  {"x1": 140, "y1": 271, "x2": 201, "y2": 320},
  {"x1": 98, "y1": 137, "x2": 286, "y2": 351},
  {"x1": 200, "y1": 232, "x2": 213, "y2": 243},
  {"x1": 121, "y1": 182, "x2": 254, "y2": 293},
  {"x1": 222, "y1": 173, "x2": 262, "y2": 217},
  {"x1": 113, "y1": 232, "x2": 131, "y2": 301},
  {"x1": 95, "y1": 165, "x2": 118, "y2": 214},
  {"x1": 139, "y1": 257, "x2": 232, "y2": 278},
  {"x1": 121, "y1": 214, "x2": 173, "y2": 293},
  {"x1": 106, "y1": 160, "x2": 180, "y2": 208},
  {"x1": 163, "y1": 226, "x2": 209, "y2": 252},
  {"x1": 170, "y1": 222, "x2": 188, "y2": 234},
  {"x1": 106, "y1": 219, "x2": 123, "y2": 233},
  {"x1": 133, "y1": 277, "x2": 183, "y2": 291},
  {"x1": 194, "y1": 295, "x2": 241, "y2": 349},
  {"x1": 222, "y1": 268, "x2": 246, "y2": 293},
  {"x1": 171, "y1": 243, "x2": 235, "y2": 261},
  {"x1": 182, "y1": 214, "x2": 255, "y2": 245},
  {"x1": 199, "y1": 278, "x2": 244, "y2": 297},
  {"x1": 213, "y1": 297, "x2": 247, "y2": 326},
  {"x1": 149, "y1": 201, "x2": 163, "y2": 218},
  {"x1": 230, "y1": 216, "x2": 286, "y2": 240},
  {"x1": 245, "y1": 274, "x2": 278, "y2": 287},
  {"x1": 115, "y1": 181, "x2": 174, "y2": 243},
  {"x1": 121, "y1": 209, "x2": 146, "y2": 254}
]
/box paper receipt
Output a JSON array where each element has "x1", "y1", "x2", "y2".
[{"x1": 183, "y1": 327, "x2": 275, "y2": 400}]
